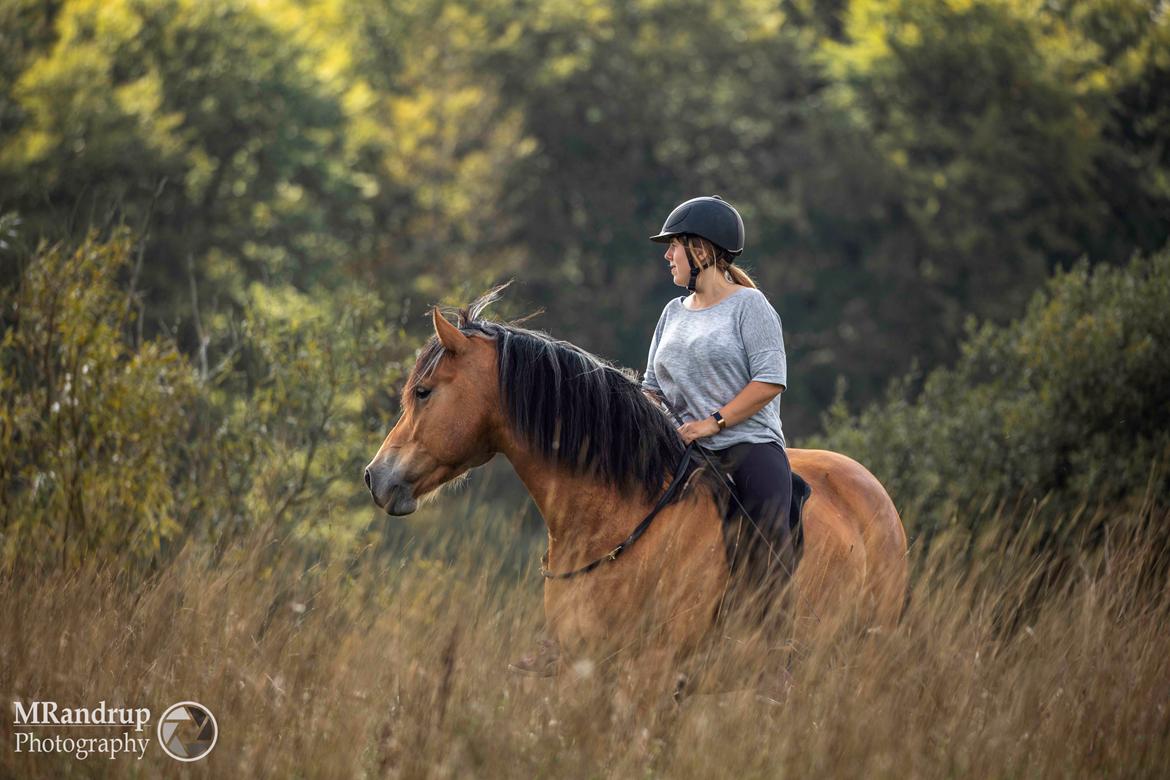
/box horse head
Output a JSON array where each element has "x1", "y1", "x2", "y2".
[{"x1": 365, "y1": 306, "x2": 500, "y2": 515}]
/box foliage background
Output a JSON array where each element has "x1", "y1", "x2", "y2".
[{"x1": 3, "y1": 0, "x2": 1167, "y2": 562}]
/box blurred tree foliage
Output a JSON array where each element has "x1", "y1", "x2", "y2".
[
  {"x1": 0, "y1": 231, "x2": 417, "y2": 570},
  {"x1": 0, "y1": 0, "x2": 368, "y2": 350},
  {"x1": 2, "y1": 0, "x2": 1167, "y2": 433},
  {"x1": 810, "y1": 0, "x2": 1170, "y2": 407},
  {"x1": 0, "y1": 232, "x2": 196, "y2": 564},
  {"x1": 1, "y1": 0, "x2": 1168, "y2": 567},
  {"x1": 813, "y1": 244, "x2": 1170, "y2": 544}
]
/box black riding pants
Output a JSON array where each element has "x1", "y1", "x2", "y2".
[{"x1": 708, "y1": 440, "x2": 795, "y2": 590}]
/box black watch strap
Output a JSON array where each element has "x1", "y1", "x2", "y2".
[{"x1": 711, "y1": 411, "x2": 726, "y2": 430}]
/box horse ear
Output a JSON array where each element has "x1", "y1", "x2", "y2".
[{"x1": 432, "y1": 307, "x2": 469, "y2": 354}]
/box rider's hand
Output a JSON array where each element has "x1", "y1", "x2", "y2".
[{"x1": 677, "y1": 416, "x2": 720, "y2": 444}]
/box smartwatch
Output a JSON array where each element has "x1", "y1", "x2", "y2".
[{"x1": 711, "y1": 411, "x2": 726, "y2": 430}]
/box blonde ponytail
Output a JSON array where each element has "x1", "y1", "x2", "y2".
[
  {"x1": 722, "y1": 260, "x2": 756, "y2": 289},
  {"x1": 684, "y1": 235, "x2": 757, "y2": 289}
]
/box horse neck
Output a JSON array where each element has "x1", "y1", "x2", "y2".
[{"x1": 499, "y1": 432, "x2": 655, "y2": 568}]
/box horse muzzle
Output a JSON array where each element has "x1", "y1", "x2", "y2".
[{"x1": 364, "y1": 459, "x2": 418, "y2": 515}]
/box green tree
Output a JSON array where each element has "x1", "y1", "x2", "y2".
[
  {"x1": 813, "y1": 242, "x2": 1170, "y2": 545},
  {"x1": 0, "y1": 0, "x2": 366, "y2": 345},
  {"x1": 812, "y1": 0, "x2": 1107, "y2": 402},
  {"x1": 0, "y1": 225, "x2": 423, "y2": 570},
  {"x1": 0, "y1": 232, "x2": 197, "y2": 565},
  {"x1": 1053, "y1": 0, "x2": 1170, "y2": 263}
]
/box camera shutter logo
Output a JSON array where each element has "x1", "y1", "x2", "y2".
[{"x1": 156, "y1": 701, "x2": 217, "y2": 762}]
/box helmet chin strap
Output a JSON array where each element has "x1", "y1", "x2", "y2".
[{"x1": 683, "y1": 242, "x2": 713, "y2": 293}]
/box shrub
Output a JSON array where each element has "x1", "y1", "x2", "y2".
[
  {"x1": 0, "y1": 230, "x2": 419, "y2": 570},
  {"x1": 812, "y1": 244, "x2": 1170, "y2": 544},
  {"x1": 0, "y1": 232, "x2": 196, "y2": 565}
]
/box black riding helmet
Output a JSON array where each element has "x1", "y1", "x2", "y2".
[
  {"x1": 649, "y1": 195, "x2": 745, "y2": 291},
  {"x1": 650, "y1": 195, "x2": 745, "y2": 255}
]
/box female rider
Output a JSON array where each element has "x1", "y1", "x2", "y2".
[
  {"x1": 642, "y1": 195, "x2": 795, "y2": 602},
  {"x1": 509, "y1": 196, "x2": 795, "y2": 675}
]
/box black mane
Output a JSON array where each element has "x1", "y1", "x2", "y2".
[{"x1": 405, "y1": 284, "x2": 713, "y2": 503}]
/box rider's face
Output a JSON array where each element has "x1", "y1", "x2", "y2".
[
  {"x1": 664, "y1": 238, "x2": 689, "y2": 287},
  {"x1": 664, "y1": 237, "x2": 708, "y2": 288}
]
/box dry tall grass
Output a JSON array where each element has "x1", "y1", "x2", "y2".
[{"x1": 2, "y1": 489, "x2": 1168, "y2": 779}]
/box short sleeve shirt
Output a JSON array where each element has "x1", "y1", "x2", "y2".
[{"x1": 642, "y1": 287, "x2": 787, "y2": 449}]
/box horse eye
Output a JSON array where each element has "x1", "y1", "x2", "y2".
[{"x1": 413, "y1": 386, "x2": 432, "y2": 401}]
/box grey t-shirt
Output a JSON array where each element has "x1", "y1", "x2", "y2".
[{"x1": 641, "y1": 287, "x2": 787, "y2": 450}]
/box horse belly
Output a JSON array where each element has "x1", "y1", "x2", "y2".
[
  {"x1": 793, "y1": 501, "x2": 868, "y2": 631},
  {"x1": 789, "y1": 448, "x2": 908, "y2": 632}
]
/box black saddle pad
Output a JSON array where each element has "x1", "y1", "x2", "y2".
[{"x1": 790, "y1": 471, "x2": 811, "y2": 551}]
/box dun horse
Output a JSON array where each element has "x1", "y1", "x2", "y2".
[{"x1": 365, "y1": 287, "x2": 908, "y2": 676}]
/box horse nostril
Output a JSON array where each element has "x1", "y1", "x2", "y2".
[{"x1": 364, "y1": 468, "x2": 372, "y2": 491}]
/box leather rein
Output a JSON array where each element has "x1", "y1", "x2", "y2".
[
  {"x1": 538, "y1": 398, "x2": 796, "y2": 585},
  {"x1": 539, "y1": 441, "x2": 698, "y2": 579}
]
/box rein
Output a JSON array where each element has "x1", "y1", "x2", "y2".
[
  {"x1": 539, "y1": 398, "x2": 799, "y2": 588},
  {"x1": 540, "y1": 441, "x2": 698, "y2": 579}
]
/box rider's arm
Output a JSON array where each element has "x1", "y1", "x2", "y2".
[
  {"x1": 713, "y1": 380, "x2": 783, "y2": 429},
  {"x1": 721, "y1": 292, "x2": 786, "y2": 429}
]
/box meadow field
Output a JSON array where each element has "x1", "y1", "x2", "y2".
[{"x1": 3, "y1": 475, "x2": 1167, "y2": 779}]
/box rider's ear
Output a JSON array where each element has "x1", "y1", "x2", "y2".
[{"x1": 432, "y1": 307, "x2": 470, "y2": 355}]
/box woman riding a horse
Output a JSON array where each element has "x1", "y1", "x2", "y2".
[
  {"x1": 644, "y1": 196, "x2": 799, "y2": 592},
  {"x1": 365, "y1": 197, "x2": 908, "y2": 684},
  {"x1": 509, "y1": 195, "x2": 798, "y2": 674}
]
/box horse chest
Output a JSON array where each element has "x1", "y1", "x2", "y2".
[{"x1": 543, "y1": 571, "x2": 652, "y2": 646}]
